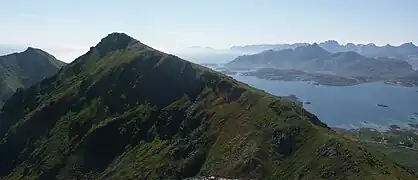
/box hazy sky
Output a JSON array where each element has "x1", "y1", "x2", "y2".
[{"x1": 1, "y1": 0, "x2": 417, "y2": 62}]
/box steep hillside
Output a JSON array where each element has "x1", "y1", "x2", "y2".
[
  {"x1": 0, "y1": 33, "x2": 415, "y2": 180},
  {"x1": 0, "y1": 47, "x2": 66, "y2": 106}
]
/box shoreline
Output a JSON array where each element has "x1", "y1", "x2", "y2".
[
  {"x1": 209, "y1": 67, "x2": 418, "y2": 88},
  {"x1": 238, "y1": 71, "x2": 418, "y2": 88},
  {"x1": 243, "y1": 74, "x2": 418, "y2": 88}
]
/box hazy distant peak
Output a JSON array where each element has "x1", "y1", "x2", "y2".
[
  {"x1": 322, "y1": 40, "x2": 340, "y2": 45},
  {"x1": 20, "y1": 47, "x2": 56, "y2": 58},
  {"x1": 307, "y1": 43, "x2": 328, "y2": 52},
  {"x1": 311, "y1": 43, "x2": 320, "y2": 47},
  {"x1": 23, "y1": 47, "x2": 50, "y2": 55},
  {"x1": 400, "y1": 42, "x2": 416, "y2": 47},
  {"x1": 366, "y1": 43, "x2": 377, "y2": 47},
  {"x1": 295, "y1": 43, "x2": 317, "y2": 51},
  {"x1": 294, "y1": 43, "x2": 330, "y2": 57}
]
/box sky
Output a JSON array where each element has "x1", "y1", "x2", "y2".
[{"x1": 1, "y1": 0, "x2": 417, "y2": 62}]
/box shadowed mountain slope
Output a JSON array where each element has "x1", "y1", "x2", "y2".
[
  {"x1": 0, "y1": 33, "x2": 415, "y2": 180},
  {"x1": 0, "y1": 47, "x2": 66, "y2": 106}
]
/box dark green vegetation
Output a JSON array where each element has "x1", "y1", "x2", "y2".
[
  {"x1": 185, "y1": 177, "x2": 237, "y2": 180},
  {"x1": 0, "y1": 47, "x2": 66, "y2": 106},
  {"x1": 361, "y1": 143, "x2": 418, "y2": 175},
  {"x1": 334, "y1": 127, "x2": 418, "y2": 174},
  {"x1": 334, "y1": 127, "x2": 418, "y2": 148},
  {"x1": 0, "y1": 33, "x2": 416, "y2": 179},
  {"x1": 282, "y1": 94, "x2": 303, "y2": 106}
]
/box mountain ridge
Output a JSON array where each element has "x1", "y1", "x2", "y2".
[
  {"x1": 177, "y1": 40, "x2": 418, "y2": 68},
  {"x1": 180, "y1": 40, "x2": 418, "y2": 61},
  {"x1": 0, "y1": 33, "x2": 415, "y2": 179},
  {"x1": 229, "y1": 40, "x2": 418, "y2": 56},
  {"x1": 0, "y1": 47, "x2": 66, "y2": 106},
  {"x1": 227, "y1": 44, "x2": 414, "y2": 77}
]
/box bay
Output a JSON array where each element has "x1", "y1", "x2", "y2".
[{"x1": 231, "y1": 74, "x2": 418, "y2": 130}]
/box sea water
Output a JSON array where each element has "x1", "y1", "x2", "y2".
[{"x1": 231, "y1": 74, "x2": 418, "y2": 130}]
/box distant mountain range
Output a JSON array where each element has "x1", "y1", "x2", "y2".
[
  {"x1": 319, "y1": 40, "x2": 418, "y2": 61},
  {"x1": 0, "y1": 47, "x2": 66, "y2": 106},
  {"x1": 229, "y1": 43, "x2": 310, "y2": 54},
  {"x1": 230, "y1": 40, "x2": 418, "y2": 59},
  {"x1": 0, "y1": 33, "x2": 415, "y2": 179},
  {"x1": 176, "y1": 46, "x2": 240, "y2": 64},
  {"x1": 227, "y1": 44, "x2": 414, "y2": 77},
  {"x1": 178, "y1": 40, "x2": 418, "y2": 69}
]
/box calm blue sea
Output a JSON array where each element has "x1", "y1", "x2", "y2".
[{"x1": 231, "y1": 74, "x2": 418, "y2": 130}]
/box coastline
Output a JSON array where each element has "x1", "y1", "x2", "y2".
[{"x1": 240, "y1": 69, "x2": 418, "y2": 87}]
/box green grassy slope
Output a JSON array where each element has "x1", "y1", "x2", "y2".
[
  {"x1": 0, "y1": 33, "x2": 415, "y2": 180},
  {"x1": 0, "y1": 47, "x2": 66, "y2": 106},
  {"x1": 334, "y1": 127, "x2": 418, "y2": 174}
]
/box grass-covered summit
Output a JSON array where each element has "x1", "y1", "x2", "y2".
[
  {"x1": 0, "y1": 33, "x2": 415, "y2": 179},
  {"x1": 0, "y1": 47, "x2": 66, "y2": 106}
]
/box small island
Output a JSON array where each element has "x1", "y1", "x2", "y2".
[
  {"x1": 377, "y1": 104, "x2": 389, "y2": 108},
  {"x1": 242, "y1": 68, "x2": 375, "y2": 86},
  {"x1": 304, "y1": 101, "x2": 311, "y2": 105}
]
